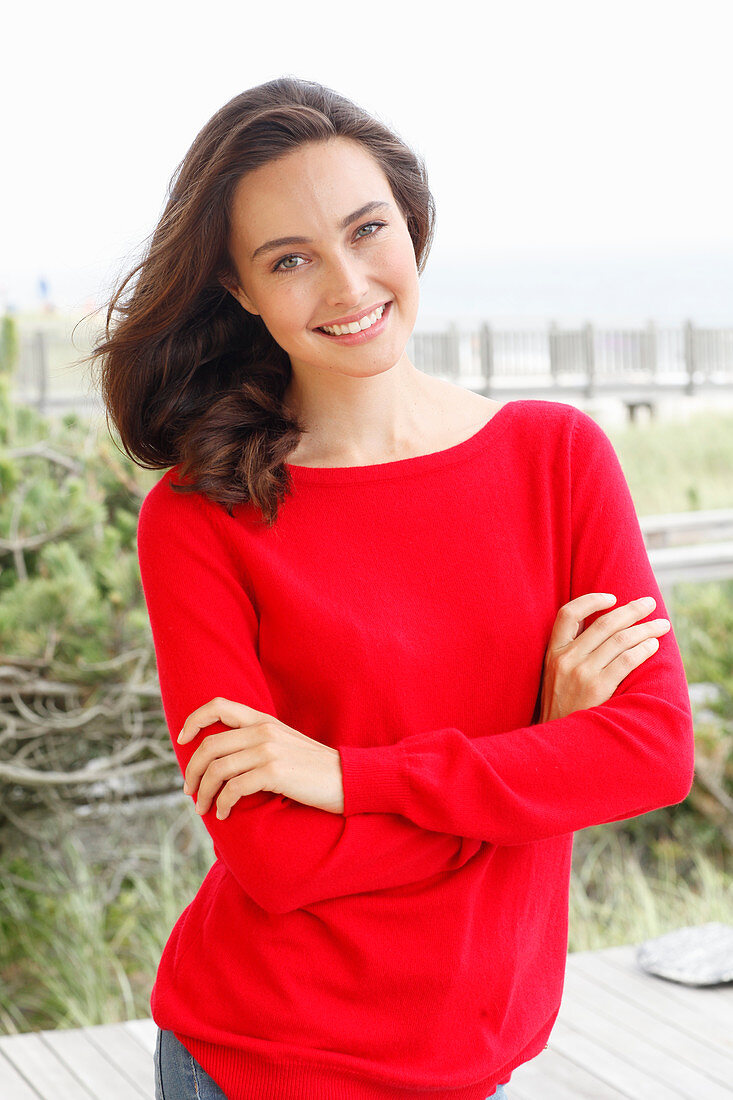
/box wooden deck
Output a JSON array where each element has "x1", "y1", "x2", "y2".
[
  {"x1": 1, "y1": 945, "x2": 732, "y2": 1098},
  {"x1": 510, "y1": 945, "x2": 733, "y2": 1098}
]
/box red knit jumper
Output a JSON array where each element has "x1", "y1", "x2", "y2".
[{"x1": 136, "y1": 399, "x2": 694, "y2": 1100}]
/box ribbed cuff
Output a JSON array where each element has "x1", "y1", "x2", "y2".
[{"x1": 338, "y1": 741, "x2": 411, "y2": 816}]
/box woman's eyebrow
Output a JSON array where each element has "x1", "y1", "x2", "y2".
[{"x1": 250, "y1": 201, "x2": 392, "y2": 261}]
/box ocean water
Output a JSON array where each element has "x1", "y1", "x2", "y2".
[{"x1": 415, "y1": 245, "x2": 733, "y2": 330}]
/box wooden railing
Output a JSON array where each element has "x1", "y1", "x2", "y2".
[
  {"x1": 407, "y1": 321, "x2": 733, "y2": 395},
  {"x1": 640, "y1": 509, "x2": 733, "y2": 548},
  {"x1": 641, "y1": 509, "x2": 733, "y2": 592},
  {"x1": 10, "y1": 318, "x2": 733, "y2": 417}
]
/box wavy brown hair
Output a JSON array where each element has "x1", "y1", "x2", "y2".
[{"x1": 85, "y1": 76, "x2": 436, "y2": 526}]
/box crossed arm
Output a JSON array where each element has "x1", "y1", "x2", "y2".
[{"x1": 178, "y1": 590, "x2": 673, "y2": 823}]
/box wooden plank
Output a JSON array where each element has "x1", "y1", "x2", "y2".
[
  {"x1": 559, "y1": 978, "x2": 731, "y2": 1098},
  {"x1": 510, "y1": 1044, "x2": 628, "y2": 1098},
  {"x1": 0, "y1": 1032, "x2": 96, "y2": 1100},
  {"x1": 548, "y1": 1019, "x2": 685, "y2": 1098},
  {"x1": 640, "y1": 508, "x2": 733, "y2": 538},
  {"x1": 591, "y1": 946, "x2": 733, "y2": 1026},
  {"x1": 83, "y1": 1021, "x2": 155, "y2": 1096},
  {"x1": 569, "y1": 948, "x2": 733, "y2": 1050},
  {"x1": 566, "y1": 955, "x2": 733, "y2": 1079},
  {"x1": 41, "y1": 1026, "x2": 148, "y2": 1099},
  {"x1": 122, "y1": 1016, "x2": 157, "y2": 1055},
  {"x1": 0, "y1": 1047, "x2": 42, "y2": 1099},
  {"x1": 640, "y1": 508, "x2": 733, "y2": 549},
  {"x1": 647, "y1": 540, "x2": 733, "y2": 584}
]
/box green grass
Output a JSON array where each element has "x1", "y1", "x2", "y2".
[
  {"x1": 0, "y1": 813, "x2": 215, "y2": 1034},
  {"x1": 570, "y1": 827, "x2": 733, "y2": 952},
  {"x1": 607, "y1": 408, "x2": 733, "y2": 514}
]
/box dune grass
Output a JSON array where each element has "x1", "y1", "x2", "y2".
[
  {"x1": 569, "y1": 825, "x2": 733, "y2": 952},
  {"x1": 606, "y1": 407, "x2": 733, "y2": 514},
  {"x1": 0, "y1": 812, "x2": 214, "y2": 1034}
]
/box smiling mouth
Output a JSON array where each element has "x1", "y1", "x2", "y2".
[{"x1": 317, "y1": 301, "x2": 391, "y2": 336}]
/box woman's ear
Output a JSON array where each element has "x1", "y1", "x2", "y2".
[{"x1": 219, "y1": 274, "x2": 260, "y2": 317}]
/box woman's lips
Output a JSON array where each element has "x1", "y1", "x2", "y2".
[{"x1": 316, "y1": 301, "x2": 392, "y2": 346}]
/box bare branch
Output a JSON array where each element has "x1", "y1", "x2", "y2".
[
  {"x1": 6, "y1": 442, "x2": 84, "y2": 473},
  {"x1": 0, "y1": 754, "x2": 172, "y2": 786},
  {"x1": 0, "y1": 522, "x2": 86, "y2": 555}
]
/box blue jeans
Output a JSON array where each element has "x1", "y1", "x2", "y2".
[
  {"x1": 154, "y1": 1027, "x2": 508, "y2": 1099},
  {"x1": 155, "y1": 1028, "x2": 227, "y2": 1099}
]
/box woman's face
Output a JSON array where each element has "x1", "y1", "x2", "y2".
[{"x1": 224, "y1": 137, "x2": 420, "y2": 382}]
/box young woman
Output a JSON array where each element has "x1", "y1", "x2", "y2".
[{"x1": 91, "y1": 77, "x2": 694, "y2": 1100}]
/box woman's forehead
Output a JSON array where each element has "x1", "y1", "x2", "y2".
[{"x1": 229, "y1": 139, "x2": 392, "y2": 247}]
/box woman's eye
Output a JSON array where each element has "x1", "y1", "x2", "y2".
[
  {"x1": 272, "y1": 223, "x2": 385, "y2": 273},
  {"x1": 273, "y1": 255, "x2": 304, "y2": 272},
  {"x1": 355, "y1": 221, "x2": 385, "y2": 238}
]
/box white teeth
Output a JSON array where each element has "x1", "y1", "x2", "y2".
[{"x1": 322, "y1": 303, "x2": 386, "y2": 336}]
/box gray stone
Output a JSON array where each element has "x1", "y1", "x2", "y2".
[{"x1": 637, "y1": 923, "x2": 733, "y2": 986}]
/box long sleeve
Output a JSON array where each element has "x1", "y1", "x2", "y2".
[
  {"x1": 338, "y1": 409, "x2": 695, "y2": 845},
  {"x1": 136, "y1": 477, "x2": 481, "y2": 915}
]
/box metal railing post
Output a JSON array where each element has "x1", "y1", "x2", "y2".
[
  {"x1": 479, "y1": 323, "x2": 494, "y2": 393},
  {"x1": 549, "y1": 322, "x2": 559, "y2": 382},
  {"x1": 644, "y1": 320, "x2": 658, "y2": 378},
  {"x1": 584, "y1": 323, "x2": 596, "y2": 397},
  {"x1": 448, "y1": 321, "x2": 461, "y2": 379},
  {"x1": 684, "y1": 320, "x2": 696, "y2": 395}
]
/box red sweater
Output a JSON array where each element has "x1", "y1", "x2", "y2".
[{"x1": 137, "y1": 398, "x2": 694, "y2": 1100}]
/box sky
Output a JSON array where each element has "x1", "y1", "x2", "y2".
[{"x1": 3, "y1": 0, "x2": 732, "y2": 325}]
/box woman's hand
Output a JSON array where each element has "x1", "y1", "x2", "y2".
[
  {"x1": 178, "y1": 698, "x2": 344, "y2": 818},
  {"x1": 539, "y1": 593, "x2": 671, "y2": 723}
]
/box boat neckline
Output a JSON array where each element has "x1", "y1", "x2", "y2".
[{"x1": 283, "y1": 399, "x2": 521, "y2": 483}]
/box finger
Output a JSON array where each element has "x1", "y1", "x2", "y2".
[
  {"x1": 193, "y1": 746, "x2": 266, "y2": 815},
  {"x1": 566, "y1": 595, "x2": 658, "y2": 660},
  {"x1": 594, "y1": 617, "x2": 670, "y2": 670},
  {"x1": 549, "y1": 593, "x2": 617, "y2": 648},
  {"x1": 595, "y1": 635, "x2": 663, "y2": 696},
  {"x1": 183, "y1": 728, "x2": 259, "y2": 793},
  {"x1": 178, "y1": 697, "x2": 265, "y2": 744},
  {"x1": 215, "y1": 771, "x2": 267, "y2": 820}
]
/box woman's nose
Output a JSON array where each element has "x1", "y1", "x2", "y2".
[{"x1": 321, "y1": 253, "x2": 370, "y2": 308}]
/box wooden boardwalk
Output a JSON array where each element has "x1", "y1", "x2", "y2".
[
  {"x1": 510, "y1": 945, "x2": 733, "y2": 1098},
  {"x1": 1, "y1": 945, "x2": 731, "y2": 1098}
]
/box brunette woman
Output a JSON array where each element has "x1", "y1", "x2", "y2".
[{"x1": 90, "y1": 76, "x2": 694, "y2": 1100}]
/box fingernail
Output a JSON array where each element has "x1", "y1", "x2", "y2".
[
  {"x1": 183, "y1": 781, "x2": 190, "y2": 795},
  {"x1": 177, "y1": 729, "x2": 185, "y2": 743}
]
